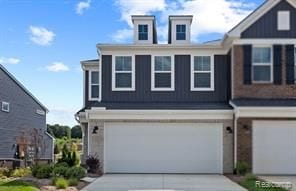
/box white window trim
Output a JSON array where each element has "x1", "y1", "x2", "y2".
[
  {"x1": 138, "y1": 24, "x2": 148, "y2": 41},
  {"x1": 89, "y1": 69, "x2": 100, "y2": 101},
  {"x1": 151, "y1": 55, "x2": 175, "y2": 91},
  {"x1": 112, "y1": 55, "x2": 135, "y2": 91},
  {"x1": 1, "y1": 101, "x2": 10, "y2": 112},
  {"x1": 252, "y1": 45, "x2": 274, "y2": 83},
  {"x1": 176, "y1": 24, "x2": 186, "y2": 41},
  {"x1": 191, "y1": 55, "x2": 215, "y2": 91},
  {"x1": 277, "y1": 11, "x2": 290, "y2": 31}
]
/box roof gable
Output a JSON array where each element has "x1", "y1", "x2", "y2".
[
  {"x1": 228, "y1": 0, "x2": 296, "y2": 37},
  {"x1": 0, "y1": 64, "x2": 48, "y2": 112}
]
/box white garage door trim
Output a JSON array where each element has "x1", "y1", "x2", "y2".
[
  {"x1": 103, "y1": 122, "x2": 223, "y2": 174},
  {"x1": 253, "y1": 120, "x2": 296, "y2": 175}
]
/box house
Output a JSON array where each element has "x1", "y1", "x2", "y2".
[
  {"x1": 0, "y1": 64, "x2": 54, "y2": 166},
  {"x1": 76, "y1": 0, "x2": 296, "y2": 175}
]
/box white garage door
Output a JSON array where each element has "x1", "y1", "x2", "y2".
[
  {"x1": 253, "y1": 121, "x2": 296, "y2": 175},
  {"x1": 104, "y1": 122, "x2": 223, "y2": 174}
]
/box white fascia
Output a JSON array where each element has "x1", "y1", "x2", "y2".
[{"x1": 85, "y1": 108, "x2": 234, "y2": 120}]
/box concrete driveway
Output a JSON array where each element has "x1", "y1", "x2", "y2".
[
  {"x1": 82, "y1": 174, "x2": 246, "y2": 191},
  {"x1": 260, "y1": 176, "x2": 296, "y2": 191}
]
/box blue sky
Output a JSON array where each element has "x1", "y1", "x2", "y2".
[{"x1": 0, "y1": 0, "x2": 264, "y2": 126}]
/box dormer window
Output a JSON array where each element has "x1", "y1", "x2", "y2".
[
  {"x1": 138, "y1": 24, "x2": 148, "y2": 40},
  {"x1": 176, "y1": 24, "x2": 186, "y2": 40}
]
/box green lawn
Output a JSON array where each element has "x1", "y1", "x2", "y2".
[
  {"x1": 240, "y1": 177, "x2": 288, "y2": 191},
  {"x1": 0, "y1": 180, "x2": 39, "y2": 191}
]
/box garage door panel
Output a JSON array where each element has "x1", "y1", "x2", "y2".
[
  {"x1": 105, "y1": 122, "x2": 223, "y2": 174},
  {"x1": 253, "y1": 121, "x2": 296, "y2": 175}
]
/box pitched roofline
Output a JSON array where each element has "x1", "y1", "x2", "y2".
[
  {"x1": 227, "y1": 0, "x2": 296, "y2": 37},
  {"x1": 0, "y1": 64, "x2": 48, "y2": 112}
]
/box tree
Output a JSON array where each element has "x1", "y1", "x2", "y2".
[
  {"x1": 47, "y1": 124, "x2": 71, "y2": 139},
  {"x1": 71, "y1": 125, "x2": 82, "y2": 139}
]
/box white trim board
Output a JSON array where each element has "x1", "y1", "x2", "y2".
[
  {"x1": 86, "y1": 109, "x2": 234, "y2": 120},
  {"x1": 233, "y1": 39, "x2": 296, "y2": 45},
  {"x1": 232, "y1": 106, "x2": 296, "y2": 118}
]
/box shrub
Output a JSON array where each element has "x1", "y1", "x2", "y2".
[
  {"x1": 0, "y1": 167, "x2": 10, "y2": 178},
  {"x1": 11, "y1": 167, "x2": 31, "y2": 177},
  {"x1": 54, "y1": 162, "x2": 69, "y2": 168},
  {"x1": 236, "y1": 161, "x2": 248, "y2": 176},
  {"x1": 66, "y1": 166, "x2": 86, "y2": 179},
  {"x1": 86, "y1": 155, "x2": 101, "y2": 174},
  {"x1": 55, "y1": 177, "x2": 68, "y2": 189},
  {"x1": 52, "y1": 166, "x2": 68, "y2": 178},
  {"x1": 245, "y1": 173, "x2": 257, "y2": 181},
  {"x1": 34, "y1": 164, "x2": 53, "y2": 179},
  {"x1": 68, "y1": 178, "x2": 79, "y2": 186}
]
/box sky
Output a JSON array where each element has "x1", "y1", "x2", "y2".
[{"x1": 0, "y1": 0, "x2": 265, "y2": 127}]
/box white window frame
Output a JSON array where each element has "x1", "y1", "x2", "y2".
[
  {"x1": 151, "y1": 55, "x2": 175, "y2": 91},
  {"x1": 89, "y1": 69, "x2": 100, "y2": 101},
  {"x1": 112, "y1": 55, "x2": 135, "y2": 91},
  {"x1": 277, "y1": 11, "x2": 290, "y2": 31},
  {"x1": 252, "y1": 45, "x2": 273, "y2": 83},
  {"x1": 1, "y1": 101, "x2": 10, "y2": 112},
  {"x1": 191, "y1": 55, "x2": 214, "y2": 91},
  {"x1": 176, "y1": 24, "x2": 186, "y2": 41}
]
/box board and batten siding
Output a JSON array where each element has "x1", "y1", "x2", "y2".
[
  {"x1": 89, "y1": 54, "x2": 230, "y2": 105},
  {"x1": 0, "y1": 68, "x2": 53, "y2": 160},
  {"x1": 242, "y1": 0, "x2": 296, "y2": 38}
]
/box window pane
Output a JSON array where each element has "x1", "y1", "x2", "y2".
[
  {"x1": 194, "y1": 56, "x2": 211, "y2": 71},
  {"x1": 138, "y1": 25, "x2": 148, "y2": 40},
  {"x1": 253, "y1": 47, "x2": 271, "y2": 63},
  {"x1": 91, "y1": 71, "x2": 99, "y2": 84},
  {"x1": 155, "y1": 73, "x2": 171, "y2": 88},
  {"x1": 176, "y1": 33, "x2": 186, "y2": 40},
  {"x1": 194, "y1": 73, "x2": 211, "y2": 88},
  {"x1": 116, "y1": 73, "x2": 132, "y2": 88},
  {"x1": 155, "y1": 56, "x2": 171, "y2": 71},
  {"x1": 176, "y1": 24, "x2": 186, "y2": 40},
  {"x1": 253, "y1": 65, "x2": 271, "y2": 81},
  {"x1": 115, "y1": 56, "x2": 132, "y2": 71},
  {"x1": 91, "y1": 85, "x2": 99, "y2": 98},
  {"x1": 139, "y1": 33, "x2": 148, "y2": 40},
  {"x1": 176, "y1": 24, "x2": 186, "y2": 32}
]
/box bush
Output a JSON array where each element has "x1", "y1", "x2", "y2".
[
  {"x1": 54, "y1": 162, "x2": 69, "y2": 168},
  {"x1": 33, "y1": 164, "x2": 53, "y2": 179},
  {"x1": 245, "y1": 173, "x2": 257, "y2": 181},
  {"x1": 52, "y1": 166, "x2": 68, "y2": 178},
  {"x1": 0, "y1": 167, "x2": 10, "y2": 178},
  {"x1": 68, "y1": 178, "x2": 79, "y2": 186},
  {"x1": 55, "y1": 177, "x2": 68, "y2": 189},
  {"x1": 86, "y1": 155, "x2": 101, "y2": 174},
  {"x1": 66, "y1": 166, "x2": 86, "y2": 179},
  {"x1": 11, "y1": 167, "x2": 31, "y2": 177},
  {"x1": 236, "y1": 161, "x2": 248, "y2": 175}
]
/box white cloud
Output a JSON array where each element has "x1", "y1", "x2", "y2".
[
  {"x1": 47, "y1": 107, "x2": 79, "y2": 127},
  {"x1": 29, "y1": 26, "x2": 55, "y2": 46},
  {"x1": 113, "y1": 0, "x2": 255, "y2": 42},
  {"x1": 46, "y1": 62, "x2": 69, "y2": 72},
  {"x1": 112, "y1": 29, "x2": 133, "y2": 42},
  {"x1": 76, "y1": 0, "x2": 91, "y2": 15},
  {"x1": 0, "y1": 57, "x2": 20, "y2": 65},
  {"x1": 115, "y1": 0, "x2": 166, "y2": 26}
]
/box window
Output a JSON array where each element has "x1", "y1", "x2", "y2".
[
  {"x1": 138, "y1": 24, "x2": 148, "y2": 40},
  {"x1": 89, "y1": 70, "x2": 100, "y2": 100},
  {"x1": 176, "y1": 24, "x2": 186, "y2": 40},
  {"x1": 112, "y1": 56, "x2": 135, "y2": 91},
  {"x1": 1, "y1": 102, "x2": 9, "y2": 112},
  {"x1": 252, "y1": 47, "x2": 273, "y2": 82},
  {"x1": 152, "y1": 56, "x2": 174, "y2": 91},
  {"x1": 191, "y1": 56, "x2": 214, "y2": 91},
  {"x1": 277, "y1": 11, "x2": 290, "y2": 31}
]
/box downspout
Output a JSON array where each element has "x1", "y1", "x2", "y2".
[{"x1": 229, "y1": 101, "x2": 238, "y2": 169}]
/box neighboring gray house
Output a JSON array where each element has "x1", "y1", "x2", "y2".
[{"x1": 0, "y1": 64, "x2": 54, "y2": 165}]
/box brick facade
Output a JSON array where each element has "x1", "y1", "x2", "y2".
[{"x1": 233, "y1": 45, "x2": 296, "y2": 99}]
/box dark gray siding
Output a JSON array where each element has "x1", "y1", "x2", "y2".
[
  {"x1": 242, "y1": 0, "x2": 296, "y2": 38},
  {"x1": 0, "y1": 68, "x2": 53, "y2": 160},
  {"x1": 83, "y1": 54, "x2": 231, "y2": 109}
]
